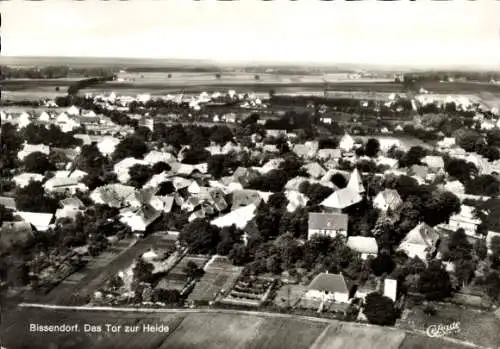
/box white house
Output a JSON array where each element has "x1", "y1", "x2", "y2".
[
  {"x1": 339, "y1": 133, "x2": 355, "y2": 152},
  {"x1": 308, "y1": 212, "x2": 348, "y2": 240},
  {"x1": 373, "y1": 189, "x2": 403, "y2": 213},
  {"x1": 346, "y1": 236, "x2": 379, "y2": 259},
  {"x1": 446, "y1": 205, "x2": 481, "y2": 236},
  {"x1": 397, "y1": 222, "x2": 440, "y2": 261},
  {"x1": 443, "y1": 180, "x2": 465, "y2": 195},
  {"x1": 97, "y1": 136, "x2": 120, "y2": 156},
  {"x1": 384, "y1": 278, "x2": 398, "y2": 302},
  {"x1": 211, "y1": 204, "x2": 257, "y2": 230},
  {"x1": 43, "y1": 177, "x2": 88, "y2": 194},
  {"x1": 17, "y1": 143, "x2": 50, "y2": 161},
  {"x1": 16, "y1": 211, "x2": 53, "y2": 232},
  {"x1": 305, "y1": 272, "x2": 350, "y2": 304},
  {"x1": 285, "y1": 190, "x2": 308, "y2": 213},
  {"x1": 13, "y1": 173, "x2": 44, "y2": 188},
  {"x1": 66, "y1": 105, "x2": 80, "y2": 116},
  {"x1": 113, "y1": 157, "x2": 148, "y2": 183}
]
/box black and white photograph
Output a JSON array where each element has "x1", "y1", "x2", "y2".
[{"x1": 1, "y1": 0, "x2": 500, "y2": 348}]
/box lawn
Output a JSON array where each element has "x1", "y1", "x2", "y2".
[
  {"x1": 309, "y1": 323, "x2": 407, "y2": 349},
  {"x1": 398, "y1": 302, "x2": 500, "y2": 348},
  {"x1": 400, "y1": 334, "x2": 473, "y2": 349}
]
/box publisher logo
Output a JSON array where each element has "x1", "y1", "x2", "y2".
[{"x1": 426, "y1": 322, "x2": 460, "y2": 338}]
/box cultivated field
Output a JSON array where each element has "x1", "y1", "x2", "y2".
[
  {"x1": 188, "y1": 256, "x2": 243, "y2": 303},
  {"x1": 1, "y1": 78, "x2": 83, "y2": 101},
  {"x1": 1, "y1": 307, "x2": 475, "y2": 349},
  {"x1": 156, "y1": 255, "x2": 211, "y2": 292}
]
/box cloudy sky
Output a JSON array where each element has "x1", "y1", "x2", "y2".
[{"x1": 2, "y1": 0, "x2": 500, "y2": 68}]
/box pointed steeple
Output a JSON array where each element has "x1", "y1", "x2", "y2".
[{"x1": 347, "y1": 168, "x2": 365, "y2": 194}]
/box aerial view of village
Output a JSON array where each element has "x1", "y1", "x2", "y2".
[{"x1": 1, "y1": 1, "x2": 500, "y2": 349}]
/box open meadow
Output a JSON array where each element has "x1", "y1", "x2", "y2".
[
  {"x1": 0, "y1": 78, "x2": 83, "y2": 101},
  {"x1": 0, "y1": 307, "x2": 475, "y2": 349}
]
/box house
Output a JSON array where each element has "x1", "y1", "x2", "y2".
[
  {"x1": 486, "y1": 231, "x2": 500, "y2": 255},
  {"x1": 305, "y1": 272, "x2": 350, "y2": 304},
  {"x1": 13, "y1": 173, "x2": 44, "y2": 188},
  {"x1": 383, "y1": 278, "x2": 398, "y2": 302},
  {"x1": 54, "y1": 170, "x2": 88, "y2": 181},
  {"x1": 339, "y1": 133, "x2": 355, "y2": 152},
  {"x1": 15, "y1": 211, "x2": 54, "y2": 231},
  {"x1": 0, "y1": 196, "x2": 17, "y2": 211},
  {"x1": 346, "y1": 236, "x2": 379, "y2": 259},
  {"x1": 321, "y1": 188, "x2": 362, "y2": 211},
  {"x1": 119, "y1": 205, "x2": 161, "y2": 232},
  {"x1": 308, "y1": 212, "x2": 348, "y2": 240},
  {"x1": 231, "y1": 189, "x2": 271, "y2": 210},
  {"x1": 66, "y1": 105, "x2": 80, "y2": 116},
  {"x1": 397, "y1": 222, "x2": 440, "y2": 261},
  {"x1": 376, "y1": 156, "x2": 399, "y2": 169},
  {"x1": 97, "y1": 136, "x2": 120, "y2": 156},
  {"x1": 43, "y1": 177, "x2": 88, "y2": 194},
  {"x1": 0, "y1": 221, "x2": 34, "y2": 251},
  {"x1": 421, "y1": 156, "x2": 445, "y2": 171},
  {"x1": 266, "y1": 129, "x2": 287, "y2": 138},
  {"x1": 347, "y1": 168, "x2": 365, "y2": 194},
  {"x1": 293, "y1": 143, "x2": 317, "y2": 159},
  {"x1": 466, "y1": 153, "x2": 491, "y2": 175},
  {"x1": 262, "y1": 144, "x2": 279, "y2": 153},
  {"x1": 285, "y1": 190, "x2": 308, "y2": 213},
  {"x1": 317, "y1": 149, "x2": 341, "y2": 161},
  {"x1": 211, "y1": 204, "x2": 257, "y2": 230},
  {"x1": 444, "y1": 205, "x2": 481, "y2": 237},
  {"x1": 17, "y1": 143, "x2": 50, "y2": 160},
  {"x1": 443, "y1": 180, "x2": 465, "y2": 195},
  {"x1": 373, "y1": 189, "x2": 403, "y2": 213},
  {"x1": 90, "y1": 184, "x2": 136, "y2": 208},
  {"x1": 302, "y1": 162, "x2": 326, "y2": 179},
  {"x1": 144, "y1": 150, "x2": 176, "y2": 165},
  {"x1": 113, "y1": 157, "x2": 148, "y2": 183},
  {"x1": 378, "y1": 138, "x2": 402, "y2": 153},
  {"x1": 437, "y1": 137, "x2": 456, "y2": 150}
]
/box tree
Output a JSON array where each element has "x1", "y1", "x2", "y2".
[
  {"x1": 128, "y1": 164, "x2": 153, "y2": 188},
  {"x1": 113, "y1": 135, "x2": 148, "y2": 161},
  {"x1": 444, "y1": 228, "x2": 473, "y2": 262},
  {"x1": 331, "y1": 173, "x2": 348, "y2": 188},
  {"x1": 179, "y1": 219, "x2": 221, "y2": 254},
  {"x1": 474, "y1": 239, "x2": 488, "y2": 260},
  {"x1": 444, "y1": 158, "x2": 478, "y2": 183},
  {"x1": 422, "y1": 191, "x2": 460, "y2": 227},
  {"x1": 16, "y1": 181, "x2": 59, "y2": 213},
  {"x1": 363, "y1": 293, "x2": 397, "y2": 326},
  {"x1": 229, "y1": 243, "x2": 250, "y2": 266},
  {"x1": 152, "y1": 161, "x2": 171, "y2": 174},
  {"x1": 454, "y1": 129, "x2": 482, "y2": 152},
  {"x1": 399, "y1": 146, "x2": 426, "y2": 167},
  {"x1": 0, "y1": 123, "x2": 23, "y2": 171},
  {"x1": 210, "y1": 126, "x2": 234, "y2": 145},
  {"x1": 418, "y1": 261, "x2": 452, "y2": 300},
  {"x1": 0, "y1": 204, "x2": 14, "y2": 225},
  {"x1": 369, "y1": 253, "x2": 395, "y2": 276},
  {"x1": 181, "y1": 147, "x2": 210, "y2": 165},
  {"x1": 483, "y1": 271, "x2": 500, "y2": 301},
  {"x1": 467, "y1": 175, "x2": 500, "y2": 197},
  {"x1": 22, "y1": 152, "x2": 56, "y2": 174},
  {"x1": 77, "y1": 143, "x2": 108, "y2": 174},
  {"x1": 132, "y1": 258, "x2": 154, "y2": 286},
  {"x1": 299, "y1": 182, "x2": 333, "y2": 208},
  {"x1": 184, "y1": 261, "x2": 204, "y2": 280},
  {"x1": 108, "y1": 275, "x2": 124, "y2": 290},
  {"x1": 365, "y1": 138, "x2": 381, "y2": 157}
]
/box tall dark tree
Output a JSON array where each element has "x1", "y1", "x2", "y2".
[
  {"x1": 113, "y1": 135, "x2": 148, "y2": 161},
  {"x1": 179, "y1": 219, "x2": 221, "y2": 254},
  {"x1": 365, "y1": 138, "x2": 381, "y2": 158},
  {"x1": 418, "y1": 261, "x2": 452, "y2": 300},
  {"x1": 15, "y1": 181, "x2": 59, "y2": 213},
  {"x1": 128, "y1": 164, "x2": 153, "y2": 188},
  {"x1": 22, "y1": 152, "x2": 56, "y2": 174},
  {"x1": 363, "y1": 293, "x2": 397, "y2": 326}
]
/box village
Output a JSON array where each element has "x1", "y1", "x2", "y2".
[{"x1": 2, "y1": 83, "x2": 500, "y2": 341}]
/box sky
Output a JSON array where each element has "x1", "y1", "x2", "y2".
[{"x1": 1, "y1": 0, "x2": 500, "y2": 68}]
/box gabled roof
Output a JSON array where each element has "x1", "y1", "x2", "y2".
[
  {"x1": 143, "y1": 150, "x2": 176, "y2": 165},
  {"x1": 302, "y1": 162, "x2": 326, "y2": 179},
  {"x1": 339, "y1": 133, "x2": 354, "y2": 151},
  {"x1": 211, "y1": 204, "x2": 257, "y2": 229},
  {"x1": 60, "y1": 197, "x2": 84, "y2": 209},
  {"x1": 374, "y1": 189, "x2": 403, "y2": 211},
  {"x1": 347, "y1": 168, "x2": 365, "y2": 194},
  {"x1": 321, "y1": 188, "x2": 362, "y2": 210},
  {"x1": 308, "y1": 212, "x2": 348, "y2": 231},
  {"x1": 421, "y1": 155, "x2": 445, "y2": 169},
  {"x1": 16, "y1": 211, "x2": 53, "y2": 231},
  {"x1": 308, "y1": 272, "x2": 349, "y2": 294},
  {"x1": 346, "y1": 236, "x2": 378, "y2": 254},
  {"x1": 400, "y1": 222, "x2": 440, "y2": 247}
]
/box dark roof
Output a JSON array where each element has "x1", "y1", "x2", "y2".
[
  {"x1": 231, "y1": 190, "x2": 263, "y2": 210},
  {"x1": 308, "y1": 273, "x2": 349, "y2": 294},
  {"x1": 308, "y1": 212, "x2": 348, "y2": 231}
]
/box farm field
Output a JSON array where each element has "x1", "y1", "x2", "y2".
[
  {"x1": 1, "y1": 78, "x2": 83, "y2": 102},
  {"x1": 1, "y1": 307, "x2": 475, "y2": 349},
  {"x1": 156, "y1": 254, "x2": 210, "y2": 292},
  {"x1": 188, "y1": 256, "x2": 243, "y2": 303},
  {"x1": 397, "y1": 302, "x2": 500, "y2": 349},
  {"x1": 273, "y1": 284, "x2": 308, "y2": 308}
]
